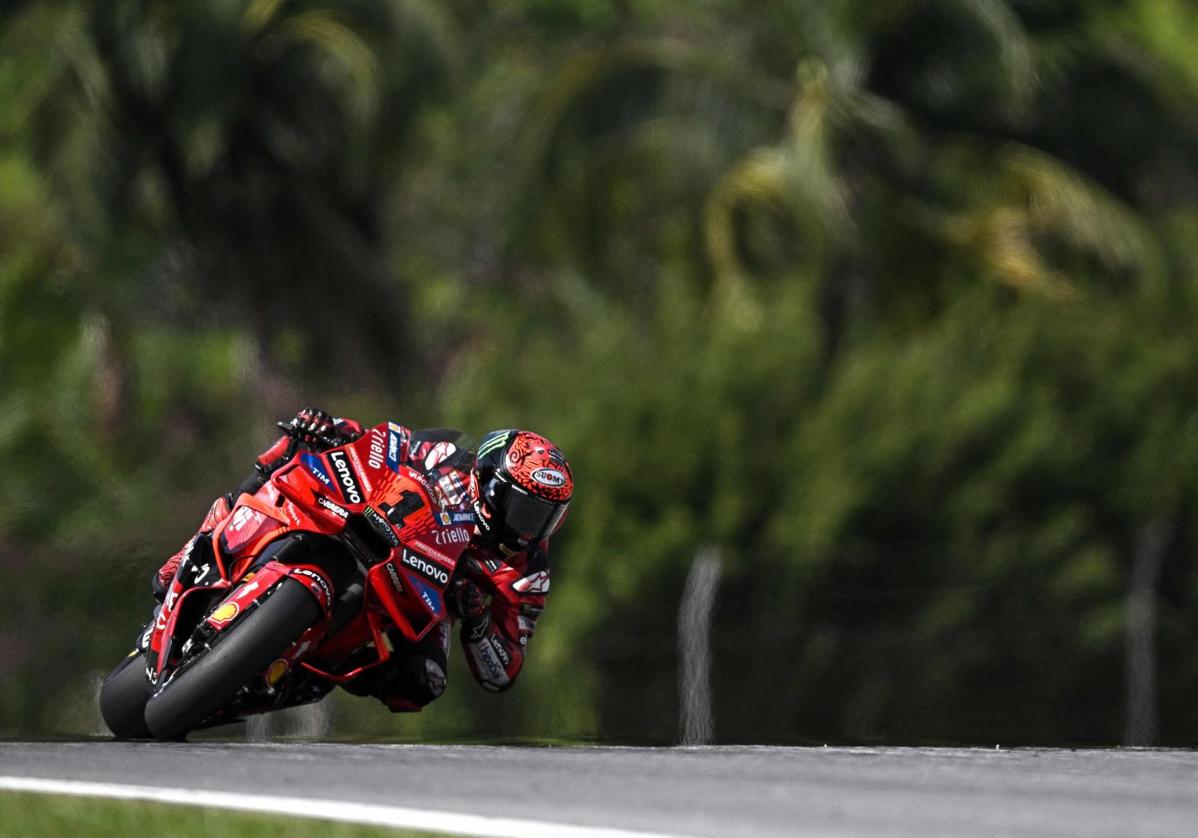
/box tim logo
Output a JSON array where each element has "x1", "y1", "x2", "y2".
[{"x1": 302, "y1": 453, "x2": 334, "y2": 489}]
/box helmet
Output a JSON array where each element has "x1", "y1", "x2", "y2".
[{"x1": 472, "y1": 430, "x2": 573, "y2": 551}]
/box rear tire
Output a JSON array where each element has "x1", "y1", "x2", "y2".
[
  {"x1": 144, "y1": 578, "x2": 322, "y2": 741},
  {"x1": 100, "y1": 652, "x2": 153, "y2": 739}
]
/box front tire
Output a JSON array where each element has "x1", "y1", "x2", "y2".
[
  {"x1": 144, "y1": 578, "x2": 322, "y2": 741},
  {"x1": 100, "y1": 652, "x2": 153, "y2": 739}
]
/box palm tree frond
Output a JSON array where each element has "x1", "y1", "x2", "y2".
[
  {"x1": 1000, "y1": 145, "x2": 1150, "y2": 273},
  {"x1": 242, "y1": 0, "x2": 285, "y2": 37},
  {"x1": 951, "y1": 0, "x2": 1038, "y2": 108},
  {"x1": 269, "y1": 12, "x2": 382, "y2": 121}
]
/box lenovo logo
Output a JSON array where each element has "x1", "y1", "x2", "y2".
[
  {"x1": 328, "y1": 451, "x2": 362, "y2": 504},
  {"x1": 402, "y1": 550, "x2": 450, "y2": 586}
]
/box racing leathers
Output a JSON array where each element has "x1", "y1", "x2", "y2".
[
  {"x1": 152, "y1": 410, "x2": 550, "y2": 712},
  {"x1": 340, "y1": 427, "x2": 550, "y2": 710}
]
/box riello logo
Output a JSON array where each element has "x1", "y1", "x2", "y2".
[{"x1": 368, "y1": 428, "x2": 386, "y2": 470}]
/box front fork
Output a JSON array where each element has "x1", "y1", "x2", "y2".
[{"x1": 148, "y1": 535, "x2": 337, "y2": 691}]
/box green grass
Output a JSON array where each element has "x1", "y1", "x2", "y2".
[{"x1": 0, "y1": 792, "x2": 452, "y2": 838}]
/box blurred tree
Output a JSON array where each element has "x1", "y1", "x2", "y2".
[
  {"x1": 34, "y1": 0, "x2": 459, "y2": 389},
  {"x1": 2, "y1": 0, "x2": 1198, "y2": 746}
]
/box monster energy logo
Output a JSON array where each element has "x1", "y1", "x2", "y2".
[{"x1": 476, "y1": 433, "x2": 510, "y2": 459}]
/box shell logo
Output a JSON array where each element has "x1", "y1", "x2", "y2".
[
  {"x1": 210, "y1": 602, "x2": 240, "y2": 624},
  {"x1": 266, "y1": 659, "x2": 289, "y2": 685}
]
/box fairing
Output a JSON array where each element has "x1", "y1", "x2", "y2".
[{"x1": 147, "y1": 421, "x2": 475, "y2": 698}]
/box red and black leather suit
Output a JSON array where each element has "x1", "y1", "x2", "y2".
[{"x1": 154, "y1": 415, "x2": 550, "y2": 711}]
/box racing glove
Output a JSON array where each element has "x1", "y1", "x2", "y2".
[
  {"x1": 449, "y1": 578, "x2": 491, "y2": 639},
  {"x1": 284, "y1": 407, "x2": 338, "y2": 446}
]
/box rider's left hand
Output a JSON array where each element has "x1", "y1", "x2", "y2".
[
  {"x1": 284, "y1": 407, "x2": 338, "y2": 447},
  {"x1": 449, "y1": 578, "x2": 489, "y2": 621}
]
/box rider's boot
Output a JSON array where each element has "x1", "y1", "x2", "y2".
[{"x1": 152, "y1": 494, "x2": 234, "y2": 600}]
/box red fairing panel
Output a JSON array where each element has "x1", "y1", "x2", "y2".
[
  {"x1": 204, "y1": 562, "x2": 293, "y2": 631},
  {"x1": 154, "y1": 495, "x2": 233, "y2": 593}
]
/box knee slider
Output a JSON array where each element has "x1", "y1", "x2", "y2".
[{"x1": 421, "y1": 659, "x2": 447, "y2": 700}]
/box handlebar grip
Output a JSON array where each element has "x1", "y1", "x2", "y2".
[{"x1": 276, "y1": 419, "x2": 341, "y2": 450}]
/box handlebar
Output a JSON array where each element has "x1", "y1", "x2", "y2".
[{"x1": 276, "y1": 419, "x2": 342, "y2": 450}]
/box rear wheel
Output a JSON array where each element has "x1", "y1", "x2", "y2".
[
  {"x1": 144, "y1": 578, "x2": 322, "y2": 740},
  {"x1": 100, "y1": 652, "x2": 153, "y2": 739}
]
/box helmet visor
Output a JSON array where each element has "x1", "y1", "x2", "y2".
[{"x1": 502, "y1": 483, "x2": 569, "y2": 545}]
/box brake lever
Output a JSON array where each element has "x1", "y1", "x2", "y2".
[{"x1": 315, "y1": 431, "x2": 343, "y2": 450}]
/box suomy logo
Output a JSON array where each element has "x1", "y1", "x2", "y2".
[
  {"x1": 531, "y1": 467, "x2": 567, "y2": 488},
  {"x1": 328, "y1": 451, "x2": 362, "y2": 504}
]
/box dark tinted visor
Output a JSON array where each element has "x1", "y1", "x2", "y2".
[{"x1": 503, "y1": 483, "x2": 569, "y2": 544}]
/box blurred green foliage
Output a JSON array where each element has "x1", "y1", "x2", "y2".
[{"x1": 2, "y1": 0, "x2": 1198, "y2": 745}]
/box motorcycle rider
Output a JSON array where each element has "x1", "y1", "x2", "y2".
[{"x1": 153, "y1": 407, "x2": 573, "y2": 712}]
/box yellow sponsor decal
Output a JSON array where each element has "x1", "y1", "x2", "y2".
[
  {"x1": 210, "y1": 601, "x2": 240, "y2": 624},
  {"x1": 266, "y1": 659, "x2": 289, "y2": 685}
]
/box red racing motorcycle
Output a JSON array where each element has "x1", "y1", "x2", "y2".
[{"x1": 99, "y1": 421, "x2": 476, "y2": 740}]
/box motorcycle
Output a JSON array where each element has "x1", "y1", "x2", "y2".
[{"x1": 99, "y1": 421, "x2": 477, "y2": 740}]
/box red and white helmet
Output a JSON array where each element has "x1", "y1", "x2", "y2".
[{"x1": 472, "y1": 430, "x2": 573, "y2": 551}]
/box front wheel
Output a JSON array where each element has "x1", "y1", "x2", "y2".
[
  {"x1": 100, "y1": 652, "x2": 153, "y2": 739},
  {"x1": 144, "y1": 578, "x2": 322, "y2": 740}
]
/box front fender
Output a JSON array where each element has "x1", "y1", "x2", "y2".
[
  {"x1": 152, "y1": 536, "x2": 335, "y2": 687},
  {"x1": 204, "y1": 560, "x2": 334, "y2": 632}
]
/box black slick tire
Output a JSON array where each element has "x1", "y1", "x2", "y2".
[
  {"x1": 100, "y1": 652, "x2": 153, "y2": 739},
  {"x1": 144, "y1": 578, "x2": 321, "y2": 741}
]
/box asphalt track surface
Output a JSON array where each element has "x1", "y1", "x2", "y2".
[{"x1": 3, "y1": 742, "x2": 1198, "y2": 837}]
